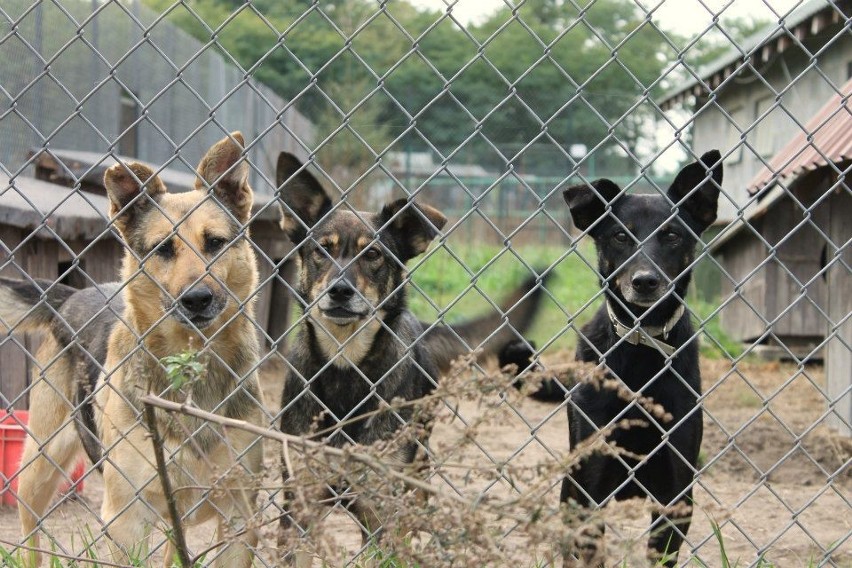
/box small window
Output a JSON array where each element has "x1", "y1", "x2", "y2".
[
  {"x1": 753, "y1": 96, "x2": 777, "y2": 159},
  {"x1": 846, "y1": 60, "x2": 852, "y2": 80},
  {"x1": 119, "y1": 89, "x2": 140, "y2": 157}
]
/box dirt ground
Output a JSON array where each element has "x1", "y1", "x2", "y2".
[{"x1": 0, "y1": 357, "x2": 849, "y2": 566}]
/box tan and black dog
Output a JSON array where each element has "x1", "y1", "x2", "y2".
[
  {"x1": 275, "y1": 153, "x2": 550, "y2": 553},
  {"x1": 0, "y1": 133, "x2": 264, "y2": 566}
]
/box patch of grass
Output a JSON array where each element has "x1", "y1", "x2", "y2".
[
  {"x1": 689, "y1": 520, "x2": 786, "y2": 568},
  {"x1": 408, "y1": 242, "x2": 601, "y2": 354},
  {"x1": 357, "y1": 542, "x2": 420, "y2": 568},
  {"x1": 409, "y1": 243, "x2": 742, "y2": 360},
  {"x1": 689, "y1": 298, "x2": 745, "y2": 360}
]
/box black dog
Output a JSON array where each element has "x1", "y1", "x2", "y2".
[{"x1": 560, "y1": 151, "x2": 722, "y2": 566}]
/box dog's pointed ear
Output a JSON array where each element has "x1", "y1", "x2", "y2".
[
  {"x1": 276, "y1": 152, "x2": 332, "y2": 243},
  {"x1": 195, "y1": 131, "x2": 252, "y2": 223},
  {"x1": 379, "y1": 199, "x2": 446, "y2": 262},
  {"x1": 562, "y1": 179, "x2": 621, "y2": 233},
  {"x1": 103, "y1": 161, "x2": 166, "y2": 235},
  {"x1": 667, "y1": 150, "x2": 723, "y2": 232}
]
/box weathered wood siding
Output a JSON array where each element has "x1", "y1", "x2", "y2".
[
  {"x1": 718, "y1": 216, "x2": 771, "y2": 342},
  {"x1": 249, "y1": 221, "x2": 294, "y2": 354},
  {"x1": 826, "y1": 185, "x2": 851, "y2": 436},
  {"x1": 0, "y1": 230, "x2": 58, "y2": 410},
  {"x1": 0, "y1": 232, "x2": 123, "y2": 410},
  {"x1": 718, "y1": 177, "x2": 834, "y2": 345},
  {"x1": 761, "y1": 186, "x2": 829, "y2": 341}
]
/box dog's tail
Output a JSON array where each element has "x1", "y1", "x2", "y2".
[
  {"x1": 422, "y1": 271, "x2": 553, "y2": 375},
  {"x1": 0, "y1": 277, "x2": 76, "y2": 335},
  {"x1": 498, "y1": 339, "x2": 569, "y2": 402}
]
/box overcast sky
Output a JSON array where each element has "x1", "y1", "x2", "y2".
[{"x1": 408, "y1": 0, "x2": 806, "y2": 34}]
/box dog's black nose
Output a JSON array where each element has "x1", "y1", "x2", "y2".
[
  {"x1": 327, "y1": 279, "x2": 355, "y2": 302},
  {"x1": 631, "y1": 272, "x2": 660, "y2": 293},
  {"x1": 180, "y1": 287, "x2": 214, "y2": 313}
]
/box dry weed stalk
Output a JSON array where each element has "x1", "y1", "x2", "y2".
[{"x1": 138, "y1": 354, "x2": 673, "y2": 566}]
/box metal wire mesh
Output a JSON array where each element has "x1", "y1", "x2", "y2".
[{"x1": 0, "y1": 1, "x2": 849, "y2": 566}]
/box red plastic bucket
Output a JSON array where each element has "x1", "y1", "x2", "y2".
[{"x1": 0, "y1": 410, "x2": 85, "y2": 507}]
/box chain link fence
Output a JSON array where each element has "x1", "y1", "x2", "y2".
[{"x1": 0, "y1": 0, "x2": 849, "y2": 566}]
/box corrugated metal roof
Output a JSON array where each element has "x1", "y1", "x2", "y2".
[
  {"x1": 0, "y1": 174, "x2": 112, "y2": 240},
  {"x1": 35, "y1": 149, "x2": 198, "y2": 193},
  {"x1": 748, "y1": 76, "x2": 852, "y2": 194},
  {"x1": 659, "y1": 0, "x2": 849, "y2": 108},
  {"x1": 33, "y1": 149, "x2": 280, "y2": 221}
]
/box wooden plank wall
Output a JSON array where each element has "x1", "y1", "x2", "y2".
[
  {"x1": 0, "y1": 232, "x2": 123, "y2": 411},
  {"x1": 763, "y1": 189, "x2": 830, "y2": 341},
  {"x1": 249, "y1": 221, "x2": 295, "y2": 355},
  {"x1": 826, "y1": 187, "x2": 851, "y2": 436},
  {"x1": 0, "y1": 229, "x2": 58, "y2": 410},
  {"x1": 718, "y1": 182, "x2": 835, "y2": 346},
  {"x1": 718, "y1": 217, "x2": 771, "y2": 342}
]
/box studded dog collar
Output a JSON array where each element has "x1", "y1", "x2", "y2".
[{"x1": 605, "y1": 301, "x2": 686, "y2": 357}]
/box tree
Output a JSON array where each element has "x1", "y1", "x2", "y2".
[{"x1": 144, "y1": 0, "x2": 707, "y2": 177}]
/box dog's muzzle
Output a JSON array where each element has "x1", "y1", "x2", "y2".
[
  {"x1": 173, "y1": 285, "x2": 226, "y2": 329},
  {"x1": 317, "y1": 279, "x2": 369, "y2": 325},
  {"x1": 621, "y1": 269, "x2": 669, "y2": 307}
]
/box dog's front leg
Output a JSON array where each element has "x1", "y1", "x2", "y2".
[
  {"x1": 213, "y1": 513, "x2": 258, "y2": 568},
  {"x1": 100, "y1": 476, "x2": 156, "y2": 565},
  {"x1": 99, "y1": 414, "x2": 160, "y2": 564},
  {"x1": 647, "y1": 495, "x2": 693, "y2": 568}
]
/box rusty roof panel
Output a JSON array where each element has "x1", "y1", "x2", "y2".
[{"x1": 748, "y1": 77, "x2": 852, "y2": 194}]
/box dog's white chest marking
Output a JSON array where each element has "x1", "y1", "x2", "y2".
[{"x1": 312, "y1": 314, "x2": 382, "y2": 367}]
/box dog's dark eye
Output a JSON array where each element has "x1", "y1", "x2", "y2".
[
  {"x1": 154, "y1": 238, "x2": 175, "y2": 259},
  {"x1": 362, "y1": 247, "x2": 382, "y2": 261},
  {"x1": 661, "y1": 230, "x2": 681, "y2": 243},
  {"x1": 205, "y1": 236, "x2": 228, "y2": 254},
  {"x1": 613, "y1": 231, "x2": 630, "y2": 244}
]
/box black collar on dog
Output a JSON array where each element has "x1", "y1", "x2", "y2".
[{"x1": 605, "y1": 301, "x2": 685, "y2": 357}]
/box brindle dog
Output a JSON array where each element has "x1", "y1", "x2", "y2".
[{"x1": 275, "y1": 153, "x2": 550, "y2": 559}]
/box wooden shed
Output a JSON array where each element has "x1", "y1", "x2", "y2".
[
  {"x1": 1, "y1": 156, "x2": 294, "y2": 411},
  {"x1": 0, "y1": 175, "x2": 122, "y2": 409},
  {"x1": 712, "y1": 80, "x2": 851, "y2": 435}
]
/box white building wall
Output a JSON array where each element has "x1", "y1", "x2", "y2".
[{"x1": 689, "y1": 31, "x2": 852, "y2": 222}]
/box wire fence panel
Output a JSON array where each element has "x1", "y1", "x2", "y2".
[{"x1": 0, "y1": 1, "x2": 849, "y2": 567}]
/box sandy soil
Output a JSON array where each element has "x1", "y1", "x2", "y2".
[{"x1": 0, "y1": 358, "x2": 849, "y2": 567}]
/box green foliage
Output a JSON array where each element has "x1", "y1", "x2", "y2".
[
  {"x1": 408, "y1": 242, "x2": 601, "y2": 354},
  {"x1": 689, "y1": 298, "x2": 744, "y2": 361},
  {"x1": 408, "y1": 242, "x2": 740, "y2": 360},
  {"x1": 0, "y1": 546, "x2": 24, "y2": 567},
  {"x1": 142, "y1": 0, "x2": 680, "y2": 175},
  {"x1": 358, "y1": 542, "x2": 420, "y2": 568},
  {"x1": 160, "y1": 350, "x2": 206, "y2": 391}
]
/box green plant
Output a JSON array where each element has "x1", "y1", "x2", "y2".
[
  {"x1": 407, "y1": 243, "x2": 601, "y2": 354},
  {"x1": 693, "y1": 519, "x2": 780, "y2": 568},
  {"x1": 689, "y1": 298, "x2": 745, "y2": 360},
  {"x1": 160, "y1": 350, "x2": 205, "y2": 391},
  {"x1": 0, "y1": 546, "x2": 25, "y2": 568},
  {"x1": 358, "y1": 542, "x2": 419, "y2": 568}
]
